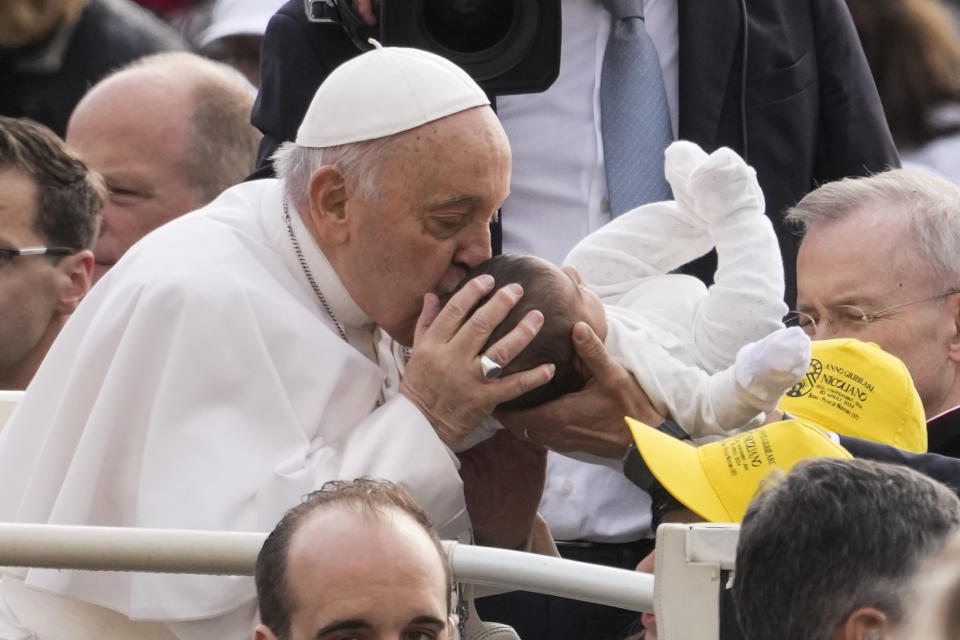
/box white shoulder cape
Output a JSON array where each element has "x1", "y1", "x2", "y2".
[{"x1": 0, "y1": 180, "x2": 469, "y2": 627}]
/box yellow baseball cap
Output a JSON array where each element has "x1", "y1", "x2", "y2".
[
  {"x1": 778, "y1": 339, "x2": 926, "y2": 453},
  {"x1": 626, "y1": 417, "x2": 852, "y2": 522}
]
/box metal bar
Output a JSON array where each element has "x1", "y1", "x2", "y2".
[{"x1": 0, "y1": 523, "x2": 654, "y2": 612}]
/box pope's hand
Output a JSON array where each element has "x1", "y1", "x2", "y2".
[
  {"x1": 400, "y1": 275, "x2": 556, "y2": 450},
  {"x1": 498, "y1": 322, "x2": 663, "y2": 459}
]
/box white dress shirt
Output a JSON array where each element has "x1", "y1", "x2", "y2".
[
  {"x1": 499, "y1": 0, "x2": 680, "y2": 542},
  {"x1": 498, "y1": 0, "x2": 678, "y2": 265}
]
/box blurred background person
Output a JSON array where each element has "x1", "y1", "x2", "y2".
[
  {"x1": 0, "y1": 116, "x2": 102, "y2": 390},
  {"x1": 0, "y1": 0, "x2": 186, "y2": 137},
  {"x1": 65, "y1": 51, "x2": 260, "y2": 282},
  {"x1": 198, "y1": 0, "x2": 285, "y2": 87},
  {"x1": 847, "y1": 0, "x2": 960, "y2": 184}
]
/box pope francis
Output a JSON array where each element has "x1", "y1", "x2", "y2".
[{"x1": 0, "y1": 45, "x2": 556, "y2": 639}]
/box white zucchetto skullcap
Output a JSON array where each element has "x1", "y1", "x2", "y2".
[{"x1": 295, "y1": 44, "x2": 490, "y2": 148}]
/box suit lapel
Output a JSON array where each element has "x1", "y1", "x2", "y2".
[{"x1": 677, "y1": 0, "x2": 742, "y2": 146}]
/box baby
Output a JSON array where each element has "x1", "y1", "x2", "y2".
[{"x1": 462, "y1": 141, "x2": 810, "y2": 438}]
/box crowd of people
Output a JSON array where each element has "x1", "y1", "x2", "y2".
[{"x1": 5, "y1": 0, "x2": 960, "y2": 639}]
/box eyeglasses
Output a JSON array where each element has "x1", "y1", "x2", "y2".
[
  {"x1": 0, "y1": 246, "x2": 76, "y2": 264},
  {"x1": 785, "y1": 289, "x2": 960, "y2": 337}
]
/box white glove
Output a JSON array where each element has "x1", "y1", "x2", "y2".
[
  {"x1": 734, "y1": 327, "x2": 811, "y2": 410},
  {"x1": 664, "y1": 140, "x2": 763, "y2": 228},
  {"x1": 663, "y1": 140, "x2": 708, "y2": 220}
]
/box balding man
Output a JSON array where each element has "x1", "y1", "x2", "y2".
[
  {"x1": 788, "y1": 170, "x2": 960, "y2": 455},
  {"x1": 66, "y1": 51, "x2": 261, "y2": 282},
  {"x1": 253, "y1": 478, "x2": 456, "y2": 640}
]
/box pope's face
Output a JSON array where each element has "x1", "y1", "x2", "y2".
[{"x1": 337, "y1": 107, "x2": 511, "y2": 345}]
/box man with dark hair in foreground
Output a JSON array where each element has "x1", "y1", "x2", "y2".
[{"x1": 734, "y1": 458, "x2": 960, "y2": 640}]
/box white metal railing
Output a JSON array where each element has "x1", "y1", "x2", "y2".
[
  {"x1": 654, "y1": 523, "x2": 741, "y2": 640},
  {"x1": 0, "y1": 523, "x2": 654, "y2": 612}
]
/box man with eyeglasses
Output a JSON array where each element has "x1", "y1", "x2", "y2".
[
  {"x1": 789, "y1": 168, "x2": 960, "y2": 456},
  {"x1": 0, "y1": 116, "x2": 101, "y2": 390}
]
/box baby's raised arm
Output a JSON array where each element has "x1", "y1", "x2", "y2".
[
  {"x1": 674, "y1": 144, "x2": 787, "y2": 374},
  {"x1": 563, "y1": 142, "x2": 720, "y2": 300}
]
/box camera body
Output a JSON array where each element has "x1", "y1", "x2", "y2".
[{"x1": 304, "y1": 0, "x2": 560, "y2": 95}]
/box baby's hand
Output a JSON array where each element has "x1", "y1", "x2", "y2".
[
  {"x1": 664, "y1": 141, "x2": 764, "y2": 227},
  {"x1": 734, "y1": 327, "x2": 811, "y2": 409},
  {"x1": 664, "y1": 140, "x2": 708, "y2": 219},
  {"x1": 687, "y1": 146, "x2": 764, "y2": 226}
]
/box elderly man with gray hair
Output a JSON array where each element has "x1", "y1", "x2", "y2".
[
  {"x1": 788, "y1": 169, "x2": 960, "y2": 456},
  {"x1": 733, "y1": 457, "x2": 960, "y2": 640},
  {"x1": 0, "y1": 45, "x2": 620, "y2": 638}
]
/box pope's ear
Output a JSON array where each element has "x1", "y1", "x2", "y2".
[{"x1": 306, "y1": 165, "x2": 350, "y2": 245}]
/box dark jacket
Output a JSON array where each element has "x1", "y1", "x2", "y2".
[{"x1": 0, "y1": 0, "x2": 187, "y2": 137}]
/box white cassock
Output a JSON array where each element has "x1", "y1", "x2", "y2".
[{"x1": 0, "y1": 179, "x2": 470, "y2": 639}]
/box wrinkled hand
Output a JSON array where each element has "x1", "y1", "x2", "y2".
[
  {"x1": 498, "y1": 322, "x2": 663, "y2": 459},
  {"x1": 458, "y1": 428, "x2": 547, "y2": 548},
  {"x1": 400, "y1": 275, "x2": 555, "y2": 450}
]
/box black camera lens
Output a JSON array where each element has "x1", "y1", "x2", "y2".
[{"x1": 421, "y1": 0, "x2": 516, "y2": 53}]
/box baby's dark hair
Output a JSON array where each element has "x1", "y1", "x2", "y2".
[{"x1": 450, "y1": 254, "x2": 586, "y2": 410}]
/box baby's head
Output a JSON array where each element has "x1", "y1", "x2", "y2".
[{"x1": 451, "y1": 254, "x2": 607, "y2": 410}]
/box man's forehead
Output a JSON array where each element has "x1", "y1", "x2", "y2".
[
  {"x1": 287, "y1": 505, "x2": 440, "y2": 564},
  {"x1": 797, "y1": 207, "x2": 929, "y2": 305},
  {"x1": 284, "y1": 506, "x2": 448, "y2": 617}
]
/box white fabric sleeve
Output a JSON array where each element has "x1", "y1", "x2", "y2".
[
  {"x1": 563, "y1": 199, "x2": 714, "y2": 299},
  {"x1": 610, "y1": 327, "x2": 810, "y2": 438},
  {"x1": 606, "y1": 319, "x2": 761, "y2": 437},
  {"x1": 683, "y1": 146, "x2": 788, "y2": 373}
]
